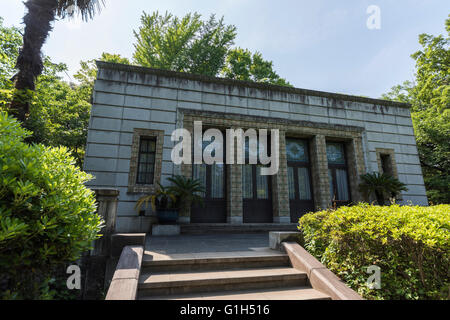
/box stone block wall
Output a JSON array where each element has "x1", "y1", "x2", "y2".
[{"x1": 83, "y1": 62, "x2": 428, "y2": 232}]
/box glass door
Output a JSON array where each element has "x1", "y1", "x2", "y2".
[
  {"x1": 286, "y1": 139, "x2": 315, "y2": 222},
  {"x1": 242, "y1": 139, "x2": 273, "y2": 223},
  {"x1": 326, "y1": 142, "x2": 351, "y2": 207},
  {"x1": 191, "y1": 138, "x2": 227, "y2": 223}
]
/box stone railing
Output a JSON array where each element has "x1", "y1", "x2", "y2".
[
  {"x1": 283, "y1": 242, "x2": 363, "y2": 300},
  {"x1": 105, "y1": 245, "x2": 144, "y2": 300}
]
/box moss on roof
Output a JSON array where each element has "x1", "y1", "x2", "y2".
[{"x1": 96, "y1": 61, "x2": 411, "y2": 109}]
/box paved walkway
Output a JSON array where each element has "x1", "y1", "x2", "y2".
[{"x1": 144, "y1": 233, "x2": 284, "y2": 261}]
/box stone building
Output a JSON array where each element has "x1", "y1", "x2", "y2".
[{"x1": 84, "y1": 61, "x2": 428, "y2": 233}]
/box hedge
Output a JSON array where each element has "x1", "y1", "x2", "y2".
[
  {"x1": 0, "y1": 112, "x2": 103, "y2": 299},
  {"x1": 298, "y1": 203, "x2": 449, "y2": 300}
]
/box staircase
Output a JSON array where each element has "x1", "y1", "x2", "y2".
[
  {"x1": 180, "y1": 224, "x2": 298, "y2": 235},
  {"x1": 137, "y1": 254, "x2": 331, "y2": 300}
]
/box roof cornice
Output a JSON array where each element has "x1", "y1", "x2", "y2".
[{"x1": 96, "y1": 61, "x2": 411, "y2": 109}]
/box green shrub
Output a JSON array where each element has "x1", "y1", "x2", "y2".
[
  {"x1": 0, "y1": 112, "x2": 103, "y2": 299},
  {"x1": 298, "y1": 203, "x2": 449, "y2": 300}
]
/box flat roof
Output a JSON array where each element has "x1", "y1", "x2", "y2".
[{"x1": 96, "y1": 61, "x2": 411, "y2": 109}]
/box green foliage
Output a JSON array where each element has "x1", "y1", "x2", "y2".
[
  {"x1": 25, "y1": 59, "x2": 92, "y2": 167},
  {"x1": 359, "y1": 172, "x2": 408, "y2": 205},
  {"x1": 0, "y1": 15, "x2": 128, "y2": 167},
  {"x1": 133, "y1": 11, "x2": 290, "y2": 86},
  {"x1": 222, "y1": 47, "x2": 292, "y2": 86},
  {"x1": 298, "y1": 203, "x2": 450, "y2": 300},
  {"x1": 0, "y1": 112, "x2": 103, "y2": 299},
  {"x1": 133, "y1": 11, "x2": 236, "y2": 77},
  {"x1": 135, "y1": 183, "x2": 177, "y2": 212},
  {"x1": 0, "y1": 17, "x2": 21, "y2": 89},
  {"x1": 74, "y1": 52, "x2": 131, "y2": 91},
  {"x1": 167, "y1": 175, "x2": 205, "y2": 211},
  {"x1": 382, "y1": 15, "x2": 450, "y2": 204}
]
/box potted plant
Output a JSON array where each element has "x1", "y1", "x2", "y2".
[
  {"x1": 167, "y1": 175, "x2": 205, "y2": 217},
  {"x1": 135, "y1": 176, "x2": 205, "y2": 224},
  {"x1": 359, "y1": 172, "x2": 408, "y2": 205},
  {"x1": 135, "y1": 183, "x2": 178, "y2": 224}
]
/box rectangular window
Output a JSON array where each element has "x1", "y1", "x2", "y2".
[
  {"x1": 380, "y1": 154, "x2": 393, "y2": 176},
  {"x1": 136, "y1": 137, "x2": 156, "y2": 185}
]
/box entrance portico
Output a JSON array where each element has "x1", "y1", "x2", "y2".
[{"x1": 179, "y1": 108, "x2": 366, "y2": 225}]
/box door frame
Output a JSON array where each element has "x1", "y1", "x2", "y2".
[
  {"x1": 286, "y1": 139, "x2": 315, "y2": 222},
  {"x1": 327, "y1": 142, "x2": 352, "y2": 208}
]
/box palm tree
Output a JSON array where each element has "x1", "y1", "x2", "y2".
[
  {"x1": 11, "y1": 0, "x2": 104, "y2": 122},
  {"x1": 167, "y1": 175, "x2": 205, "y2": 211},
  {"x1": 359, "y1": 172, "x2": 409, "y2": 205}
]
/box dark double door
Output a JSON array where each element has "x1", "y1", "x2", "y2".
[
  {"x1": 243, "y1": 165, "x2": 273, "y2": 223},
  {"x1": 191, "y1": 162, "x2": 227, "y2": 223},
  {"x1": 286, "y1": 139, "x2": 315, "y2": 223}
]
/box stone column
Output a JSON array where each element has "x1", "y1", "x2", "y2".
[
  {"x1": 227, "y1": 163, "x2": 243, "y2": 224},
  {"x1": 179, "y1": 118, "x2": 193, "y2": 224},
  {"x1": 272, "y1": 130, "x2": 290, "y2": 224},
  {"x1": 310, "y1": 135, "x2": 331, "y2": 210},
  {"x1": 346, "y1": 137, "x2": 366, "y2": 203},
  {"x1": 83, "y1": 188, "x2": 119, "y2": 300},
  {"x1": 91, "y1": 188, "x2": 119, "y2": 256}
]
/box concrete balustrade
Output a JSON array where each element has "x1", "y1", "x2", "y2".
[
  {"x1": 106, "y1": 245, "x2": 144, "y2": 300},
  {"x1": 283, "y1": 242, "x2": 363, "y2": 300}
]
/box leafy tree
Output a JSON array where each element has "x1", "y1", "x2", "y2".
[
  {"x1": 382, "y1": 15, "x2": 450, "y2": 204},
  {"x1": 222, "y1": 47, "x2": 292, "y2": 86},
  {"x1": 75, "y1": 52, "x2": 130, "y2": 89},
  {"x1": 1, "y1": 17, "x2": 125, "y2": 167},
  {"x1": 133, "y1": 11, "x2": 236, "y2": 77},
  {"x1": 133, "y1": 11, "x2": 291, "y2": 85},
  {"x1": 26, "y1": 59, "x2": 92, "y2": 167},
  {"x1": 11, "y1": 0, "x2": 105, "y2": 122},
  {"x1": 0, "y1": 18, "x2": 21, "y2": 90}
]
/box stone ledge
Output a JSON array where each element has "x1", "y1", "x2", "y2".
[
  {"x1": 269, "y1": 232, "x2": 301, "y2": 251},
  {"x1": 106, "y1": 245, "x2": 143, "y2": 300},
  {"x1": 90, "y1": 188, "x2": 120, "y2": 197},
  {"x1": 152, "y1": 225, "x2": 180, "y2": 236},
  {"x1": 283, "y1": 242, "x2": 363, "y2": 300},
  {"x1": 110, "y1": 233, "x2": 146, "y2": 258}
]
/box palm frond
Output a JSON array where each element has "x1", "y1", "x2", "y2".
[{"x1": 56, "y1": 0, "x2": 105, "y2": 21}]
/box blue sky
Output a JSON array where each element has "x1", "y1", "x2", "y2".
[{"x1": 1, "y1": 0, "x2": 449, "y2": 98}]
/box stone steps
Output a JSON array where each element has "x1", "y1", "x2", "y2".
[
  {"x1": 138, "y1": 267, "x2": 308, "y2": 297},
  {"x1": 180, "y1": 223, "x2": 298, "y2": 234},
  {"x1": 142, "y1": 255, "x2": 290, "y2": 272},
  {"x1": 137, "y1": 255, "x2": 331, "y2": 300},
  {"x1": 141, "y1": 286, "x2": 331, "y2": 300}
]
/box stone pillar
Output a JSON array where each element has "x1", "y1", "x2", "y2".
[
  {"x1": 346, "y1": 137, "x2": 366, "y2": 203},
  {"x1": 310, "y1": 135, "x2": 331, "y2": 210},
  {"x1": 91, "y1": 188, "x2": 119, "y2": 256},
  {"x1": 179, "y1": 119, "x2": 193, "y2": 224},
  {"x1": 272, "y1": 131, "x2": 290, "y2": 224},
  {"x1": 83, "y1": 188, "x2": 119, "y2": 300},
  {"x1": 227, "y1": 148, "x2": 243, "y2": 224},
  {"x1": 179, "y1": 160, "x2": 192, "y2": 224}
]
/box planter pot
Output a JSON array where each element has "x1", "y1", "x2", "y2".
[{"x1": 156, "y1": 208, "x2": 179, "y2": 224}]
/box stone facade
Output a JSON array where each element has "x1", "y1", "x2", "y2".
[{"x1": 84, "y1": 62, "x2": 428, "y2": 233}]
